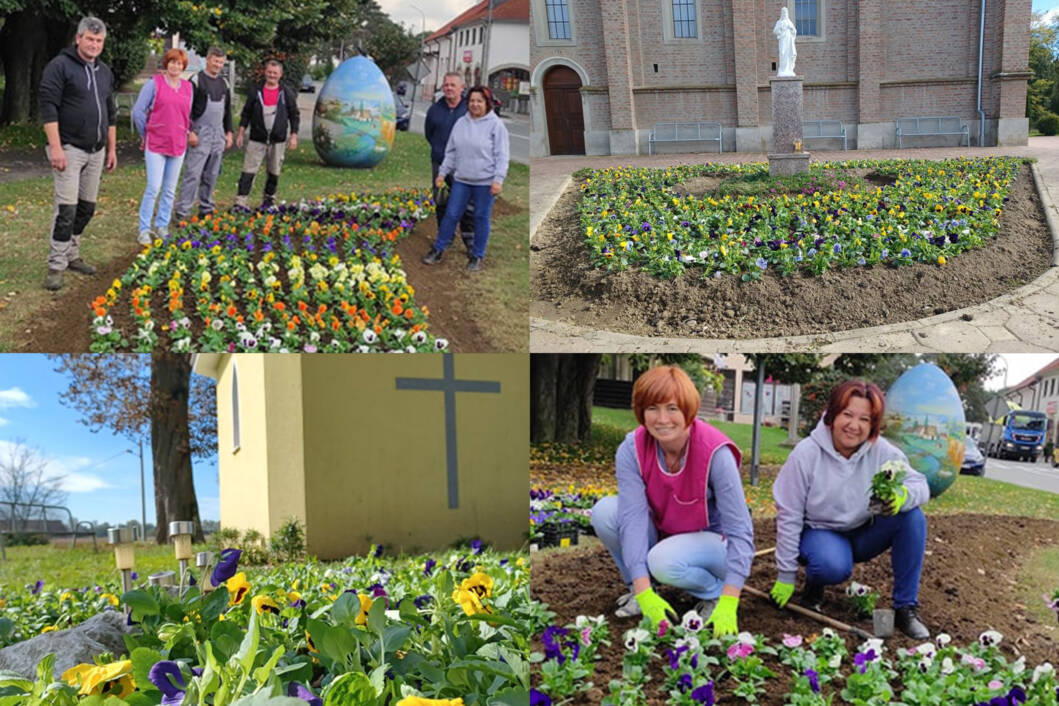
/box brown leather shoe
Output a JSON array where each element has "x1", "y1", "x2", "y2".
[
  {"x1": 44, "y1": 269, "x2": 63, "y2": 291},
  {"x1": 67, "y1": 258, "x2": 97, "y2": 275}
]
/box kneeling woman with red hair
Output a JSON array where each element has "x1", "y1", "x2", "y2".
[
  {"x1": 591, "y1": 365, "x2": 754, "y2": 636},
  {"x1": 769, "y1": 379, "x2": 931, "y2": 638}
]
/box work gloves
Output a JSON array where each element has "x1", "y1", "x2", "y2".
[
  {"x1": 770, "y1": 580, "x2": 795, "y2": 608},
  {"x1": 869, "y1": 484, "x2": 909, "y2": 516},
  {"x1": 704, "y1": 595, "x2": 739, "y2": 637},
  {"x1": 634, "y1": 587, "x2": 677, "y2": 628}
]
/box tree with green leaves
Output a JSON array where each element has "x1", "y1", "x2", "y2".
[{"x1": 1028, "y1": 11, "x2": 1059, "y2": 134}]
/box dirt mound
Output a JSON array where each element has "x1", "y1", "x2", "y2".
[
  {"x1": 531, "y1": 513, "x2": 1059, "y2": 705},
  {"x1": 530, "y1": 165, "x2": 1052, "y2": 339}
]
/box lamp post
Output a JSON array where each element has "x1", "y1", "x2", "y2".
[
  {"x1": 108, "y1": 527, "x2": 135, "y2": 607},
  {"x1": 126, "y1": 439, "x2": 146, "y2": 539},
  {"x1": 169, "y1": 520, "x2": 195, "y2": 593},
  {"x1": 481, "y1": 0, "x2": 493, "y2": 86},
  {"x1": 409, "y1": 4, "x2": 427, "y2": 121}
]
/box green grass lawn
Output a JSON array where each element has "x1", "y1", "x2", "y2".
[
  {"x1": 0, "y1": 130, "x2": 528, "y2": 351},
  {"x1": 0, "y1": 541, "x2": 204, "y2": 591}
]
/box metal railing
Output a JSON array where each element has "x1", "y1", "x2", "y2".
[{"x1": 0, "y1": 501, "x2": 97, "y2": 560}]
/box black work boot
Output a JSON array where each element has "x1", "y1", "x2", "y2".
[
  {"x1": 800, "y1": 582, "x2": 824, "y2": 611},
  {"x1": 895, "y1": 605, "x2": 930, "y2": 639},
  {"x1": 422, "y1": 248, "x2": 444, "y2": 265}
]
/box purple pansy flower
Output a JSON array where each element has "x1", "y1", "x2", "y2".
[
  {"x1": 211, "y1": 548, "x2": 242, "y2": 585},
  {"x1": 854, "y1": 649, "x2": 878, "y2": 674},
  {"x1": 805, "y1": 668, "x2": 820, "y2": 693},
  {"x1": 148, "y1": 661, "x2": 188, "y2": 706},
  {"x1": 690, "y1": 682, "x2": 715, "y2": 705},
  {"x1": 530, "y1": 689, "x2": 552, "y2": 706},
  {"x1": 423, "y1": 558, "x2": 437, "y2": 576},
  {"x1": 287, "y1": 682, "x2": 323, "y2": 706}
]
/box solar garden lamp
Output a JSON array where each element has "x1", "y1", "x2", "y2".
[
  {"x1": 169, "y1": 521, "x2": 195, "y2": 591},
  {"x1": 148, "y1": 571, "x2": 176, "y2": 587},
  {"x1": 107, "y1": 527, "x2": 135, "y2": 596},
  {"x1": 197, "y1": 551, "x2": 215, "y2": 592}
]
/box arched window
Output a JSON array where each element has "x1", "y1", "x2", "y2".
[{"x1": 231, "y1": 361, "x2": 241, "y2": 452}]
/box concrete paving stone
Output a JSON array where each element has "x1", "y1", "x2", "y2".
[
  {"x1": 1018, "y1": 290, "x2": 1059, "y2": 317},
  {"x1": 953, "y1": 306, "x2": 1013, "y2": 328},
  {"x1": 978, "y1": 325, "x2": 1018, "y2": 343},
  {"x1": 819, "y1": 331, "x2": 922, "y2": 352},
  {"x1": 984, "y1": 340, "x2": 1055, "y2": 352},
  {"x1": 902, "y1": 322, "x2": 993, "y2": 351},
  {"x1": 1004, "y1": 313, "x2": 1059, "y2": 349}
]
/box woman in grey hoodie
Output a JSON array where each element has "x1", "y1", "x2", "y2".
[
  {"x1": 769, "y1": 379, "x2": 932, "y2": 639},
  {"x1": 423, "y1": 86, "x2": 510, "y2": 272}
]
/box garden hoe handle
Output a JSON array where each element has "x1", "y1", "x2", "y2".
[{"x1": 742, "y1": 585, "x2": 874, "y2": 640}]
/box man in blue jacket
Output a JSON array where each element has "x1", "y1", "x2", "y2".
[
  {"x1": 424, "y1": 71, "x2": 474, "y2": 252},
  {"x1": 39, "y1": 16, "x2": 117, "y2": 291}
]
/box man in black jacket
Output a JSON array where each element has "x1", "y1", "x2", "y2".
[
  {"x1": 39, "y1": 16, "x2": 117, "y2": 291},
  {"x1": 174, "y1": 46, "x2": 233, "y2": 221},
  {"x1": 234, "y1": 60, "x2": 299, "y2": 209},
  {"x1": 424, "y1": 71, "x2": 474, "y2": 252}
]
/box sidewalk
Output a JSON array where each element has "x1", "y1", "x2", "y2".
[{"x1": 530, "y1": 138, "x2": 1059, "y2": 353}]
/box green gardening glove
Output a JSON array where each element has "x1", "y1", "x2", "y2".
[
  {"x1": 888, "y1": 485, "x2": 909, "y2": 515},
  {"x1": 770, "y1": 580, "x2": 795, "y2": 608},
  {"x1": 634, "y1": 588, "x2": 677, "y2": 628},
  {"x1": 704, "y1": 595, "x2": 739, "y2": 637}
]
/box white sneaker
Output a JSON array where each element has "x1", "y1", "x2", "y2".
[
  {"x1": 137, "y1": 230, "x2": 153, "y2": 246},
  {"x1": 614, "y1": 591, "x2": 642, "y2": 618}
]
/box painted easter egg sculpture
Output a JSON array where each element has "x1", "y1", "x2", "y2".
[
  {"x1": 312, "y1": 56, "x2": 396, "y2": 168},
  {"x1": 882, "y1": 363, "x2": 965, "y2": 497}
]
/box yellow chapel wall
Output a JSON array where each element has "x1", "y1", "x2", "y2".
[
  {"x1": 215, "y1": 355, "x2": 272, "y2": 536},
  {"x1": 298, "y1": 354, "x2": 528, "y2": 559}
]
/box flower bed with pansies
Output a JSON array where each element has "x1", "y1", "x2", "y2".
[
  {"x1": 89, "y1": 190, "x2": 449, "y2": 353},
  {"x1": 579, "y1": 157, "x2": 1026, "y2": 280},
  {"x1": 531, "y1": 612, "x2": 1059, "y2": 706},
  {"x1": 0, "y1": 543, "x2": 531, "y2": 705}
]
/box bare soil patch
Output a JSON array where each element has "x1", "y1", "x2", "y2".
[
  {"x1": 530, "y1": 165, "x2": 1052, "y2": 339},
  {"x1": 531, "y1": 513, "x2": 1059, "y2": 705}
]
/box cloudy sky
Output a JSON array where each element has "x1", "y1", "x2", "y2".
[
  {"x1": 0, "y1": 355, "x2": 219, "y2": 527},
  {"x1": 1035, "y1": 0, "x2": 1059, "y2": 22},
  {"x1": 378, "y1": 0, "x2": 481, "y2": 34}
]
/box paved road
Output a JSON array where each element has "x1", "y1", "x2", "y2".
[
  {"x1": 408, "y1": 103, "x2": 529, "y2": 165},
  {"x1": 981, "y1": 456, "x2": 1059, "y2": 494}
]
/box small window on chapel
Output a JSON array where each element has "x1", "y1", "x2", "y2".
[
  {"x1": 673, "y1": 0, "x2": 697, "y2": 38},
  {"x1": 231, "y1": 362, "x2": 241, "y2": 453},
  {"x1": 546, "y1": 0, "x2": 571, "y2": 40},
  {"x1": 795, "y1": 0, "x2": 819, "y2": 36}
]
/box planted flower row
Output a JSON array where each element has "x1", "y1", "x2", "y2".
[
  {"x1": 532, "y1": 610, "x2": 1059, "y2": 706},
  {"x1": 529, "y1": 486, "x2": 606, "y2": 543},
  {"x1": 90, "y1": 189, "x2": 449, "y2": 353},
  {"x1": 578, "y1": 157, "x2": 1025, "y2": 280},
  {"x1": 0, "y1": 543, "x2": 530, "y2": 705}
]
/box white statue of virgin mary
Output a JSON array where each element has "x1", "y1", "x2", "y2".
[{"x1": 774, "y1": 7, "x2": 797, "y2": 77}]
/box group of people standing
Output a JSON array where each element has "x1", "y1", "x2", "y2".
[
  {"x1": 40, "y1": 17, "x2": 298, "y2": 290},
  {"x1": 593, "y1": 366, "x2": 932, "y2": 640}
]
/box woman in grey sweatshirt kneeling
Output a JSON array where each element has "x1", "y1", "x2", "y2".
[
  {"x1": 769, "y1": 379, "x2": 932, "y2": 639},
  {"x1": 423, "y1": 85, "x2": 509, "y2": 272}
]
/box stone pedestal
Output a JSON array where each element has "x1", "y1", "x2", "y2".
[{"x1": 768, "y1": 75, "x2": 809, "y2": 176}]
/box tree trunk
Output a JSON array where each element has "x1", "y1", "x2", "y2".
[
  {"x1": 530, "y1": 354, "x2": 601, "y2": 444},
  {"x1": 150, "y1": 352, "x2": 204, "y2": 543},
  {"x1": 0, "y1": 8, "x2": 70, "y2": 125}
]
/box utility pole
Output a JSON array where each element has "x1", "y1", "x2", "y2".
[
  {"x1": 410, "y1": 4, "x2": 427, "y2": 118},
  {"x1": 481, "y1": 0, "x2": 493, "y2": 87}
]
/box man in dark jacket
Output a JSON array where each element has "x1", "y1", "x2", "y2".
[
  {"x1": 234, "y1": 59, "x2": 299, "y2": 209},
  {"x1": 174, "y1": 46, "x2": 233, "y2": 221},
  {"x1": 424, "y1": 71, "x2": 474, "y2": 252},
  {"x1": 39, "y1": 16, "x2": 117, "y2": 291}
]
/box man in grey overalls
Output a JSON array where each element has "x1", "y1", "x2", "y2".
[{"x1": 173, "y1": 46, "x2": 233, "y2": 222}]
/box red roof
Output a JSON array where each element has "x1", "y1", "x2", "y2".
[
  {"x1": 426, "y1": 0, "x2": 528, "y2": 43},
  {"x1": 1007, "y1": 357, "x2": 1059, "y2": 391}
]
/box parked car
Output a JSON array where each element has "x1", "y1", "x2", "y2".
[
  {"x1": 960, "y1": 438, "x2": 986, "y2": 476},
  {"x1": 393, "y1": 92, "x2": 410, "y2": 131},
  {"x1": 492, "y1": 95, "x2": 502, "y2": 117},
  {"x1": 300, "y1": 74, "x2": 316, "y2": 93}
]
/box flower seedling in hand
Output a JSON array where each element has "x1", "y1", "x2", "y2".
[{"x1": 869, "y1": 460, "x2": 908, "y2": 515}]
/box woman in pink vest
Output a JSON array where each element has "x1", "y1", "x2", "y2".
[
  {"x1": 133, "y1": 48, "x2": 195, "y2": 245},
  {"x1": 591, "y1": 365, "x2": 755, "y2": 637}
]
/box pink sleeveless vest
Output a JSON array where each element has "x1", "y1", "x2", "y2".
[
  {"x1": 634, "y1": 418, "x2": 742, "y2": 536},
  {"x1": 146, "y1": 73, "x2": 193, "y2": 156}
]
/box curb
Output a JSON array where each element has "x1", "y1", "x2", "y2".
[
  {"x1": 531, "y1": 174, "x2": 571, "y2": 244},
  {"x1": 532, "y1": 160, "x2": 1059, "y2": 352}
]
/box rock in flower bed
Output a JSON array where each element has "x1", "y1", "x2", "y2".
[
  {"x1": 579, "y1": 157, "x2": 1026, "y2": 280},
  {"x1": 531, "y1": 614, "x2": 1059, "y2": 706},
  {"x1": 89, "y1": 189, "x2": 449, "y2": 353},
  {"x1": 0, "y1": 543, "x2": 531, "y2": 704}
]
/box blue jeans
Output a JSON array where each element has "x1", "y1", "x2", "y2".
[
  {"x1": 434, "y1": 180, "x2": 493, "y2": 259},
  {"x1": 591, "y1": 495, "x2": 726, "y2": 600},
  {"x1": 139, "y1": 149, "x2": 186, "y2": 234},
  {"x1": 799, "y1": 507, "x2": 927, "y2": 608}
]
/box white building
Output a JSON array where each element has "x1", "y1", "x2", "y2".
[
  {"x1": 423, "y1": 0, "x2": 529, "y2": 114},
  {"x1": 1003, "y1": 358, "x2": 1059, "y2": 447}
]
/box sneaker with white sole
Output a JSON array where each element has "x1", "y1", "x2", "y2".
[
  {"x1": 137, "y1": 230, "x2": 153, "y2": 246},
  {"x1": 693, "y1": 598, "x2": 718, "y2": 621},
  {"x1": 614, "y1": 591, "x2": 642, "y2": 618}
]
